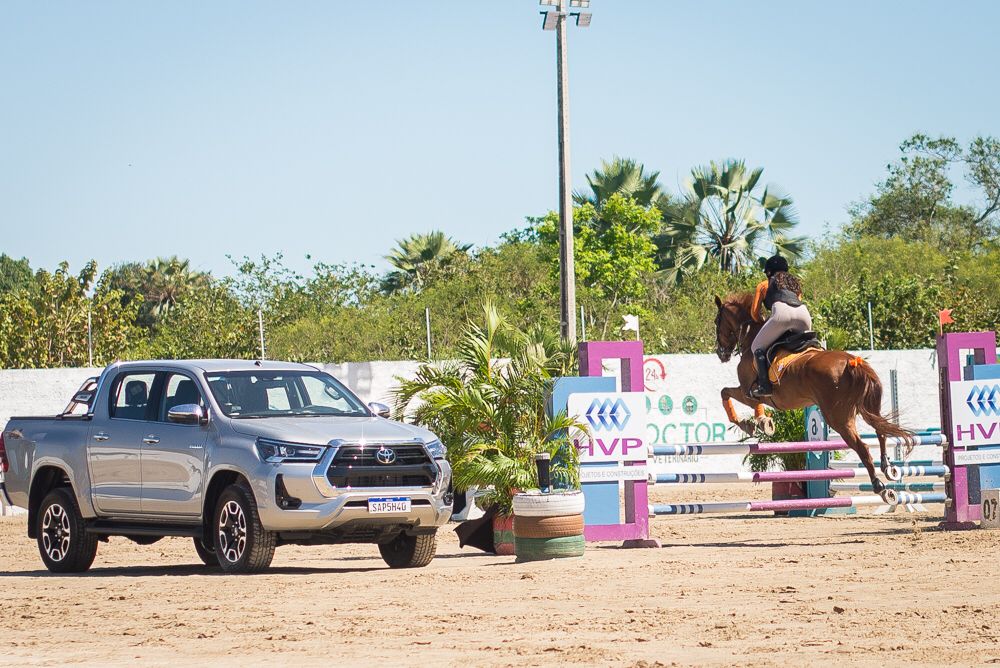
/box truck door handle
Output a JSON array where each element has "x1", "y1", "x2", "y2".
[
  {"x1": 93, "y1": 432, "x2": 110, "y2": 442},
  {"x1": 142, "y1": 435, "x2": 160, "y2": 445}
]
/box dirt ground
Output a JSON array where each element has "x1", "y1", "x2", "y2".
[{"x1": 2, "y1": 484, "x2": 999, "y2": 667}]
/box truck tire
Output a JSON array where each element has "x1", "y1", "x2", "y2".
[
  {"x1": 514, "y1": 535, "x2": 586, "y2": 562},
  {"x1": 36, "y1": 487, "x2": 98, "y2": 573},
  {"x1": 513, "y1": 513, "x2": 584, "y2": 538},
  {"x1": 379, "y1": 531, "x2": 437, "y2": 568},
  {"x1": 193, "y1": 537, "x2": 218, "y2": 567},
  {"x1": 214, "y1": 481, "x2": 275, "y2": 574},
  {"x1": 511, "y1": 490, "x2": 585, "y2": 517}
]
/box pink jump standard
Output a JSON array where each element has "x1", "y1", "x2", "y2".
[
  {"x1": 577, "y1": 340, "x2": 658, "y2": 547},
  {"x1": 937, "y1": 331, "x2": 999, "y2": 528}
]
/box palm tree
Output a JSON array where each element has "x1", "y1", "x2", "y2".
[
  {"x1": 392, "y1": 302, "x2": 582, "y2": 515},
  {"x1": 143, "y1": 256, "x2": 210, "y2": 319},
  {"x1": 384, "y1": 231, "x2": 471, "y2": 293},
  {"x1": 662, "y1": 160, "x2": 805, "y2": 280},
  {"x1": 574, "y1": 156, "x2": 664, "y2": 209}
]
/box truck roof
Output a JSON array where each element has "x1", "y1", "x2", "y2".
[{"x1": 107, "y1": 359, "x2": 319, "y2": 374}]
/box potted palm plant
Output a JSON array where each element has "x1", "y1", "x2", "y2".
[
  {"x1": 393, "y1": 302, "x2": 582, "y2": 555},
  {"x1": 745, "y1": 408, "x2": 807, "y2": 515}
]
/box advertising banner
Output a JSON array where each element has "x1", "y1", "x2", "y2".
[
  {"x1": 949, "y1": 380, "x2": 1000, "y2": 448},
  {"x1": 568, "y1": 392, "x2": 647, "y2": 463}
]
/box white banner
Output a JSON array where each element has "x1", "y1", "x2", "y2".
[
  {"x1": 949, "y1": 381, "x2": 1000, "y2": 448},
  {"x1": 579, "y1": 465, "x2": 648, "y2": 483},
  {"x1": 953, "y1": 449, "x2": 1000, "y2": 467},
  {"x1": 568, "y1": 392, "x2": 647, "y2": 463}
]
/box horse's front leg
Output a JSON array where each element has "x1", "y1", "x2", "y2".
[{"x1": 721, "y1": 387, "x2": 774, "y2": 436}]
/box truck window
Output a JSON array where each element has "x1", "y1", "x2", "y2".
[
  {"x1": 110, "y1": 373, "x2": 156, "y2": 421},
  {"x1": 159, "y1": 373, "x2": 206, "y2": 422},
  {"x1": 205, "y1": 371, "x2": 368, "y2": 418}
]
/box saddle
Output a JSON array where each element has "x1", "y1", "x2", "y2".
[{"x1": 765, "y1": 330, "x2": 823, "y2": 365}]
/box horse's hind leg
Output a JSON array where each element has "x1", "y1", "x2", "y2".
[
  {"x1": 832, "y1": 418, "x2": 896, "y2": 503},
  {"x1": 878, "y1": 433, "x2": 901, "y2": 481}
]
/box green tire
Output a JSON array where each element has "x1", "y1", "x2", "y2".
[{"x1": 514, "y1": 534, "x2": 585, "y2": 562}]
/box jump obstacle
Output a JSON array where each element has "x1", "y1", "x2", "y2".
[
  {"x1": 550, "y1": 330, "x2": 1000, "y2": 546},
  {"x1": 646, "y1": 433, "x2": 948, "y2": 515}
]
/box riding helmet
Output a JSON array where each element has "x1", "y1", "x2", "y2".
[{"x1": 761, "y1": 254, "x2": 789, "y2": 276}]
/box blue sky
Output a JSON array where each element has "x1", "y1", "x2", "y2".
[{"x1": 2, "y1": 1, "x2": 997, "y2": 278}]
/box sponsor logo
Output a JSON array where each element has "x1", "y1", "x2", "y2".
[
  {"x1": 643, "y1": 357, "x2": 667, "y2": 392},
  {"x1": 586, "y1": 398, "x2": 631, "y2": 432},
  {"x1": 375, "y1": 447, "x2": 397, "y2": 465},
  {"x1": 967, "y1": 385, "x2": 1000, "y2": 417}
]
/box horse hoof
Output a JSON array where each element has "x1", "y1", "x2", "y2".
[
  {"x1": 737, "y1": 419, "x2": 755, "y2": 436},
  {"x1": 758, "y1": 416, "x2": 775, "y2": 437},
  {"x1": 879, "y1": 488, "x2": 899, "y2": 505},
  {"x1": 884, "y1": 465, "x2": 902, "y2": 482}
]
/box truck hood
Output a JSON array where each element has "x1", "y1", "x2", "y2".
[{"x1": 227, "y1": 416, "x2": 436, "y2": 446}]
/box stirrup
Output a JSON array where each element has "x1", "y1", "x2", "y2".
[{"x1": 750, "y1": 383, "x2": 773, "y2": 398}]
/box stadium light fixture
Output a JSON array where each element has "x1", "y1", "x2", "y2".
[{"x1": 541, "y1": 11, "x2": 562, "y2": 30}]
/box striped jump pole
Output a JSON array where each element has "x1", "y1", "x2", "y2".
[
  {"x1": 649, "y1": 433, "x2": 947, "y2": 458},
  {"x1": 829, "y1": 481, "x2": 945, "y2": 493},
  {"x1": 651, "y1": 465, "x2": 948, "y2": 486},
  {"x1": 649, "y1": 492, "x2": 946, "y2": 517},
  {"x1": 830, "y1": 459, "x2": 941, "y2": 469},
  {"x1": 798, "y1": 432, "x2": 949, "y2": 515}
]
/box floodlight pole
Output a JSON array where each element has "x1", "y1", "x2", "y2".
[{"x1": 555, "y1": 0, "x2": 576, "y2": 345}]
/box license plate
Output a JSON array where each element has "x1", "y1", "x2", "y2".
[{"x1": 368, "y1": 497, "x2": 411, "y2": 514}]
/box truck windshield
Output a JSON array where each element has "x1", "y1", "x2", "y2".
[{"x1": 204, "y1": 371, "x2": 371, "y2": 418}]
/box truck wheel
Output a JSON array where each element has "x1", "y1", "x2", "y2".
[
  {"x1": 214, "y1": 481, "x2": 275, "y2": 574},
  {"x1": 379, "y1": 530, "x2": 437, "y2": 568},
  {"x1": 193, "y1": 537, "x2": 218, "y2": 567},
  {"x1": 36, "y1": 488, "x2": 98, "y2": 573}
]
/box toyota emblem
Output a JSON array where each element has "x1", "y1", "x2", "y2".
[{"x1": 375, "y1": 447, "x2": 396, "y2": 465}]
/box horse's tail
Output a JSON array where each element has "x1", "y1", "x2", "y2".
[{"x1": 845, "y1": 356, "x2": 917, "y2": 455}]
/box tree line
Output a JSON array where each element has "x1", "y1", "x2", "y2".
[{"x1": 1, "y1": 132, "x2": 998, "y2": 368}]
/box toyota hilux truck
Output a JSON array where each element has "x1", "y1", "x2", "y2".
[{"x1": 0, "y1": 360, "x2": 452, "y2": 574}]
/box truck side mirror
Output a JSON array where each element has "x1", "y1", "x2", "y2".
[
  {"x1": 368, "y1": 402, "x2": 391, "y2": 419},
  {"x1": 167, "y1": 404, "x2": 207, "y2": 426}
]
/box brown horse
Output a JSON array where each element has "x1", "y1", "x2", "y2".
[{"x1": 714, "y1": 292, "x2": 915, "y2": 502}]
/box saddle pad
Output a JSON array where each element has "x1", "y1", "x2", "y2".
[{"x1": 769, "y1": 348, "x2": 821, "y2": 385}]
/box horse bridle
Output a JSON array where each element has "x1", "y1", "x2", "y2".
[{"x1": 715, "y1": 307, "x2": 752, "y2": 360}]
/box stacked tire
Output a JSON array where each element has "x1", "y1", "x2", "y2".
[{"x1": 511, "y1": 490, "x2": 585, "y2": 562}]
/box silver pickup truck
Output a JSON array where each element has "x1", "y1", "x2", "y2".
[{"x1": 0, "y1": 360, "x2": 452, "y2": 574}]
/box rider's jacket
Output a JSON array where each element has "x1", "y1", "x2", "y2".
[{"x1": 751, "y1": 274, "x2": 803, "y2": 322}]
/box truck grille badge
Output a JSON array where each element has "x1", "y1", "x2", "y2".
[{"x1": 375, "y1": 447, "x2": 397, "y2": 465}]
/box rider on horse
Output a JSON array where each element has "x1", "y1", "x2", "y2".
[{"x1": 749, "y1": 254, "x2": 813, "y2": 398}]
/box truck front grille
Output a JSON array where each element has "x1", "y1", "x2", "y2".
[{"x1": 327, "y1": 444, "x2": 436, "y2": 489}]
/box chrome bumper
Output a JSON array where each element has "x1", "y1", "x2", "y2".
[{"x1": 253, "y1": 448, "x2": 453, "y2": 532}]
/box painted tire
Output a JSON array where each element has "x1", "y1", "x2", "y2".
[
  {"x1": 513, "y1": 514, "x2": 584, "y2": 539},
  {"x1": 493, "y1": 514, "x2": 515, "y2": 556},
  {"x1": 514, "y1": 535, "x2": 586, "y2": 562},
  {"x1": 511, "y1": 491, "x2": 585, "y2": 517}
]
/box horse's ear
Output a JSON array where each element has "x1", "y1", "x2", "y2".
[{"x1": 714, "y1": 295, "x2": 723, "y2": 309}]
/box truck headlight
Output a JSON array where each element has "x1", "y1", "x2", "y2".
[
  {"x1": 256, "y1": 438, "x2": 326, "y2": 463},
  {"x1": 424, "y1": 439, "x2": 446, "y2": 460}
]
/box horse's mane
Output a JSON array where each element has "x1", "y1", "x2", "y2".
[{"x1": 723, "y1": 291, "x2": 756, "y2": 319}]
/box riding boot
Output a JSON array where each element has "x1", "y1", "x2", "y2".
[{"x1": 752, "y1": 349, "x2": 773, "y2": 397}]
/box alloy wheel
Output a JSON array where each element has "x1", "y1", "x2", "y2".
[
  {"x1": 217, "y1": 500, "x2": 247, "y2": 563},
  {"x1": 40, "y1": 503, "x2": 71, "y2": 562}
]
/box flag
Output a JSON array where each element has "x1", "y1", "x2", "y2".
[
  {"x1": 621, "y1": 314, "x2": 639, "y2": 332},
  {"x1": 938, "y1": 309, "x2": 954, "y2": 325}
]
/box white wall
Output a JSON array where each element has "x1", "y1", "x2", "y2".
[{"x1": 0, "y1": 348, "x2": 942, "y2": 480}]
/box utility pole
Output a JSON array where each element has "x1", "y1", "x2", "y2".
[{"x1": 541, "y1": 0, "x2": 591, "y2": 344}]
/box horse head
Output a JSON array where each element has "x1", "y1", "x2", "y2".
[{"x1": 713, "y1": 294, "x2": 754, "y2": 363}]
